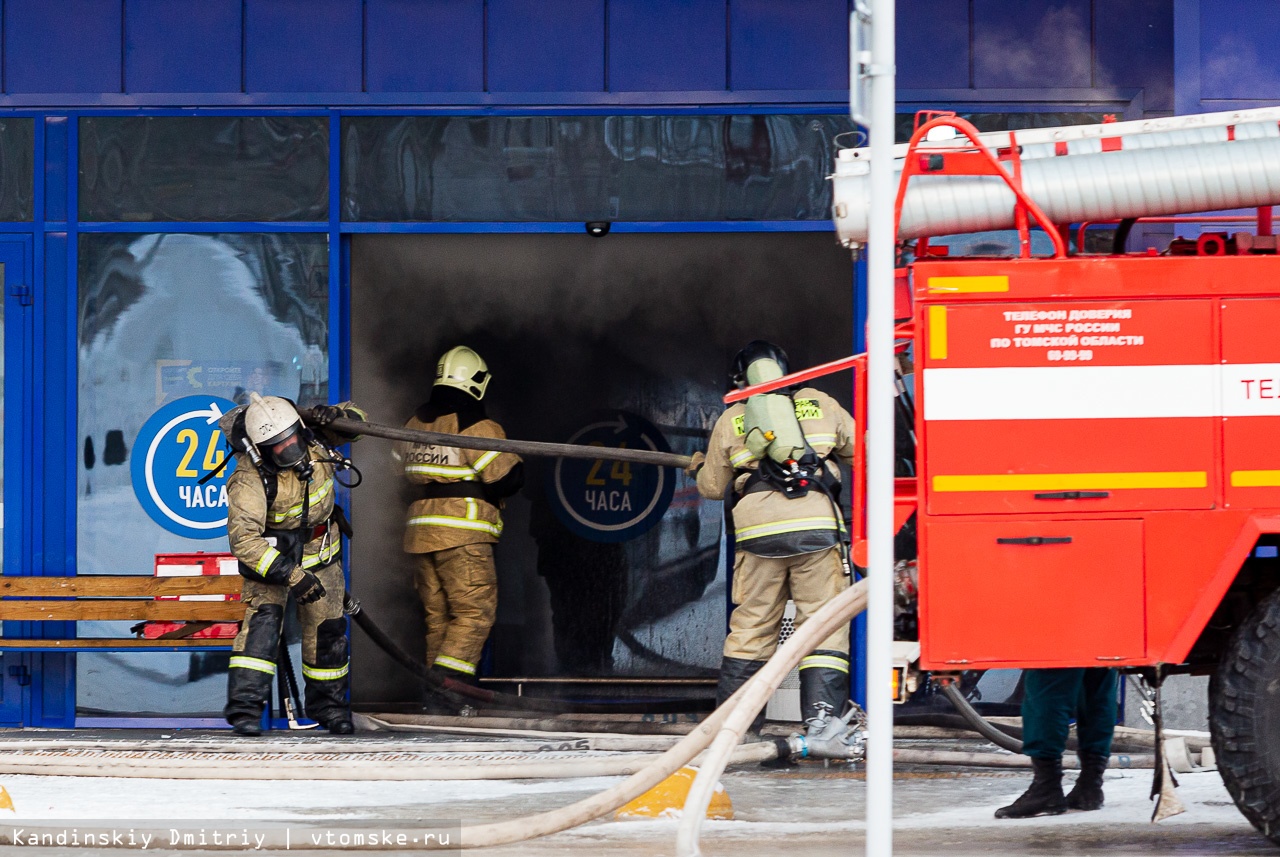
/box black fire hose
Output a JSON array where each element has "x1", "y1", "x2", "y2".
[
  {"x1": 343, "y1": 594, "x2": 713, "y2": 716},
  {"x1": 941, "y1": 682, "x2": 1025, "y2": 753},
  {"x1": 327, "y1": 416, "x2": 693, "y2": 469}
]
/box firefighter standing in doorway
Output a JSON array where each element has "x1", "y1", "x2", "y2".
[
  {"x1": 994, "y1": 667, "x2": 1117, "y2": 818},
  {"x1": 396, "y1": 346, "x2": 524, "y2": 704},
  {"x1": 689, "y1": 340, "x2": 857, "y2": 738},
  {"x1": 222, "y1": 393, "x2": 366, "y2": 737}
]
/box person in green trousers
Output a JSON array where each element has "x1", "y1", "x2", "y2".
[{"x1": 995, "y1": 668, "x2": 1117, "y2": 818}]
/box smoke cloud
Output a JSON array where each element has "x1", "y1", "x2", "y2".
[{"x1": 349, "y1": 233, "x2": 854, "y2": 699}]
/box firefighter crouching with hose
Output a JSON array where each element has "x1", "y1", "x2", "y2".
[
  {"x1": 220, "y1": 393, "x2": 366, "y2": 737},
  {"x1": 394, "y1": 346, "x2": 524, "y2": 710},
  {"x1": 689, "y1": 341, "x2": 864, "y2": 755}
]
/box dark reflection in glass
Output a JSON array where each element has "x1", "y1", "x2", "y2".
[
  {"x1": 341, "y1": 115, "x2": 855, "y2": 221},
  {"x1": 0, "y1": 119, "x2": 34, "y2": 221},
  {"x1": 893, "y1": 111, "x2": 1108, "y2": 143},
  {"x1": 80, "y1": 117, "x2": 328, "y2": 222}
]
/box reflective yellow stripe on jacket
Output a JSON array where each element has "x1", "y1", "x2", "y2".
[
  {"x1": 735, "y1": 516, "x2": 840, "y2": 542},
  {"x1": 268, "y1": 478, "x2": 334, "y2": 524},
  {"x1": 300, "y1": 539, "x2": 341, "y2": 569},
  {"x1": 254, "y1": 547, "x2": 281, "y2": 577},
  {"x1": 405, "y1": 463, "x2": 477, "y2": 481},
  {"x1": 408, "y1": 515, "x2": 503, "y2": 538},
  {"x1": 472, "y1": 450, "x2": 501, "y2": 473}
]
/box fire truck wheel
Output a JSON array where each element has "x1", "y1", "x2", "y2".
[{"x1": 1210, "y1": 586, "x2": 1280, "y2": 845}]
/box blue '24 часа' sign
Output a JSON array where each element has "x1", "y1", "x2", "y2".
[
  {"x1": 131, "y1": 396, "x2": 239, "y2": 539},
  {"x1": 550, "y1": 411, "x2": 674, "y2": 543}
]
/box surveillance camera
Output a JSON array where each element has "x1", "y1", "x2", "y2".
[{"x1": 585, "y1": 221, "x2": 611, "y2": 237}]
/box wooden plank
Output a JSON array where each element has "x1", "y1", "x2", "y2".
[
  {"x1": 0, "y1": 638, "x2": 234, "y2": 649},
  {"x1": 0, "y1": 576, "x2": 242, "y2": 597},
  {"x1": 0, "y1": 602, "x2": 246, "y2": 622}
]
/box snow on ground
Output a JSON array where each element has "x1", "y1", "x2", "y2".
[
  {"x1": 0, "y1": 774, "x2": 620, "y2": 821},
  {"x1": 558, "y1": 771, "x2": 1242, "y2": 840}
]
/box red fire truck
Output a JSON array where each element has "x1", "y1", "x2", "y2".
[{"x1": 823, "y1": 109, "x2": 1280, "y2": 841}]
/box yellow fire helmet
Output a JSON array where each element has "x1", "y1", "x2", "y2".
[{"x1": 434, "y1": 345, "x2": 492, "y2": 400}]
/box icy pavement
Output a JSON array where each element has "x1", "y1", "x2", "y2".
[{"x1": 0, "y1": 761, "x2": 1268, "y2": 855}]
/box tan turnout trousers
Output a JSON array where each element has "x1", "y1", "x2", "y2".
[
  {"x1": 723, "y1": 545, "x2": 850, "y2": 661},
  {"x1": 412, "y1": 543, "x2": 497, "y2": 676}
]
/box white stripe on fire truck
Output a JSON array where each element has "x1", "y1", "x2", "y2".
[
  {"x1": 926, "y1": 363, "x2": 1280, "y2": 421},
  {"x1": 923, "y1": 365, "x2": 1219, "y2": 421}
]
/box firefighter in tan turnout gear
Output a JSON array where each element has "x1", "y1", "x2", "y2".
[
  {"x1": 691, "y1": 340, "x2": 857, "y2": 740},
  {"x1": 221, "y1": 393, "x2": 366, "y2": 737},
  {"x1": 396, "y1": 346, "x2": 523, "y2": 703}
]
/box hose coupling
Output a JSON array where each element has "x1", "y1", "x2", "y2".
[
  {"x1": 343, "y1": 593, "x2": 362, "y2": 616},
  {"x1": 787, "y1": 702, "x2": 868, "y2": 762}
]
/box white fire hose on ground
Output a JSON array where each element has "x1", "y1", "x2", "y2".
[
  {"x1": 447, "y1": 579, "x2": 869, "y2": 850},
  {"x1": 675, "y1": 581, "x2": 868, "y2": 856}
]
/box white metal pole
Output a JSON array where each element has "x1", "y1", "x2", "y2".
[{"x1": 863, "y1": 1, "x2": 895, "y2": 855}]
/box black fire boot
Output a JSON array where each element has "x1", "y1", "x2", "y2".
[
  {"x1": 1066, "y1": 752, "x2": 1108, "y2": 810},
  {"x1": 421, "y1": 664, "x2": 478, "y2": 716},
  {"x1": 303, "y1": 618, "x2": 353, "y2": 733},
  {"x1": 717, "y1": 656, "x2": 767, "y2": 736},
  {"x1": 226, "y1": 663, "x2": 272, "y2": 736},
  {"x1": 224, "y1": 603, "x2": 283, "y2": 736},
  {"x1": 798, "y1": 651, "x2": 851, "y2": 728},
  {"x1": 229, "y1": 715, "x2": 263, "y2": 737},
  {"x1": 994, "y1": 756, "x2": 1067, "y2": 818}
]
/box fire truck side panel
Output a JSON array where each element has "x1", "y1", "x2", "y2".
[
  {"x1": 912, "y1": 255, "x2": 1280, "y2": 301},
  {"x1": 912, "y1": 255, "x2": 1280, "y2": 670},
  {"x1": 1221, "y1": 300, "x2": 1280, "y2": 508},
  {"x1": 919, "y1": 297, "x2": 1218, "y2": 515},
  {"x1": 924, "y1": 418, "x2": 1216, "y2": 515},
  {"x1": 920, "y1": 518, "x2": 1145, "y2": 666},
  {"x1": 1144, "y1": 510, "x2": 1276, "y2": 663}
]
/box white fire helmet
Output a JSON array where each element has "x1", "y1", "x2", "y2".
[
  {"x1": 434, "y1": 346, "x2": 491, "y2": 400},
  {"x1": 245, "y1": 392, "x2": 306, "y2": 468}
]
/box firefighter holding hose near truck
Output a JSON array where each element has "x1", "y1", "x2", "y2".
[
  {"x1": 394, "y1": 346, "x2": 524, "y2": 709},
  {"x1": 220, "y1": 393, "x2": 367, "y2": 737},
  {"x1": 688, "y1": 340, "x2": 860, "y2": 745}
]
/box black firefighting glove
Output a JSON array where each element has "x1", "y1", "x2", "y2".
[
  {"x1": 301, "y1": 404, "x2": 344, "y2": 427},
  {"x1": 287, "y1": 566, "x2": 327, "y2": 606}
]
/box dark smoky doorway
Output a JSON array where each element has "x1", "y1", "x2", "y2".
[{"x1": 349, "y1": 232, "x2": 853, "y2": 706}]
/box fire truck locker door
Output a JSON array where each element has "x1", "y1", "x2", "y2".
[
  {"x1": 1221, "y1": 299, "x2": 1280, "y2": 508},
  {"x1": 920, "y1": 518, "x2": 1145, "y2": 668},
  {"x1": 921, "y1": 298, "x2": 1217, "y2": 515}
]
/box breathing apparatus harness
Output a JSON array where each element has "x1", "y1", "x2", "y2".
[{"x1": 735, "y1": 357, "x2": 853, "y2": 574}]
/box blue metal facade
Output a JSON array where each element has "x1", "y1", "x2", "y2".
[{"x1": 0, "y1": 1, "x2": 1196, "y2": 725}]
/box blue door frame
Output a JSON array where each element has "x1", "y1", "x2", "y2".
[{"x1": 0, "y1": 234, "x2": 60, "y2": 727}]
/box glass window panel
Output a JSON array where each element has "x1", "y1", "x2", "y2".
[
  {"x1": 79, "y1": 117, "x2": 328, "y2": 222},
  {"x1": 0, "y1": 119, "x2": 34, "y2": 222},
  {"x1": 75, "y1": 232, "x2": 328, "y2": 716},
  {"x1": 341, "y1": 114, "x2": 854, "y2": 222},
  {"x1": 894, "y1": 111, "x2": 1110, "y2": 143}
]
